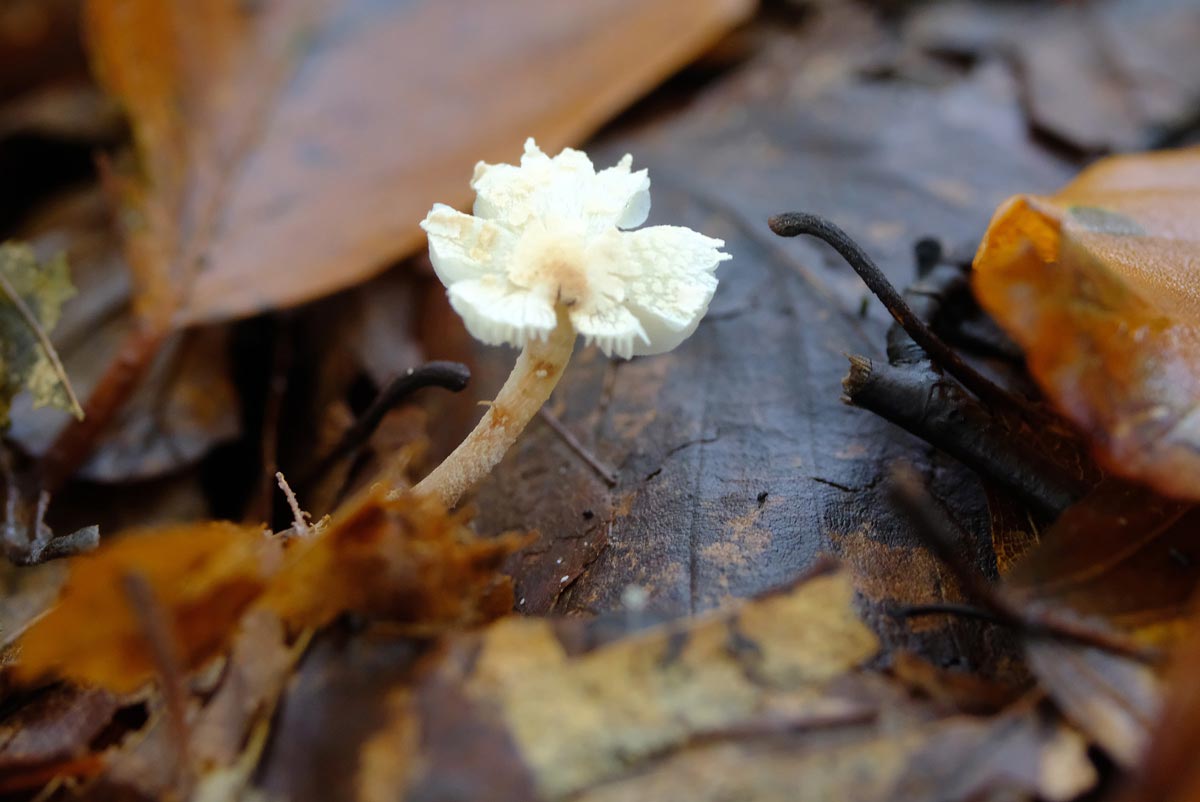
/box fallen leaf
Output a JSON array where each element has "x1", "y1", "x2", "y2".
[
  {"x1": 188, "y1": 609, "x2": 297, "y2": 771},
  {"x1": 1125, "y1": 609, "x2": 1200, "y2": 802},
  {"x1": 14, "y1": 521, "x2": 279, "y2": 693},
  {"x1": 0, "y1": 685, "x2": 117, "y2": 774},
  {"x1": 93, "y1": 609, "x2": 300, "y2": 801},
  {"x1": 1025, "y1": 641, "x2": 1160, "y2": 770},
  {"x1": 1003, "y1": 480, "x2": 1199, "y2": 644},
  {"x1": 10, "y1": 189, "x2": 241, "y2": 482},
  {"x1": 888, "y1": 704, "x2": 1096, "y2": 802},
  {"x1": 14, "y1": 481, "x2": 525, "y2": 695},
  {"x1": 996, "y1": 481, "x2": 1188, "y2": 767},
  {"x1": 908, "y1": 0, "x2": 1200, "y2": 153},
  {"x1": 42, "y1": 0, "x2": 755, "y2": 488},
  {"x1": 0, "y1": 242, "x2": 81, "y2": 424},
  {"x1": 317, "y1": 563, "x2": 1095, "y2": 802},
  {"x1": 263, "y1": 484, "x2": 527, "y2": 633},
  {"x1": 973, "y1": 147, "x2": 1200, "y2": 500},
  {"x1": 84, "y1": 0, "x2": 756, "y2": 325},
  {"x1": 459, "y1": 571, "x2": 877, "y2": 799}
]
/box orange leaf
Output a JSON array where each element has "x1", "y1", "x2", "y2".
[
  {"x1": 973, "y1": 147, "x2": 1200, "y2": 500},
  {"x1": 264, "y1": 486, "x2": 528, "y2": 633},
  {"x1": 84, "y1": 0, "x2": 756, "y2": 326},
  {"x1": 13, "y1": 488, "x2": 526, "y2": 694},
  {"x1": 14, "y1": 522, "x2": 279, "y2": 694}
]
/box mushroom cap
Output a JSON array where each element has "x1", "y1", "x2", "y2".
[{"x1": 420, "y1": 139, "x2": 730, "y2": 358}]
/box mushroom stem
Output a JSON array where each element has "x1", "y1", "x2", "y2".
[{"x1": 412, "y1": 309, "x2": 575, "y2": 508}]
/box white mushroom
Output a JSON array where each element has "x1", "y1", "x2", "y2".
[{"x1": 412, "y1": 139, "x2": 730, "y2": 507}]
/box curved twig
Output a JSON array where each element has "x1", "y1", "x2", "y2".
[
  {"x1": 305, "y1": 361, "x2": 471, "y2": 485},
  {"x1": 768, "y1": 212, "x2": 1041, "y2": 421}
]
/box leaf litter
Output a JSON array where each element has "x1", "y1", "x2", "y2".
[{"x1": 3, "y1": 1, "x2": 1200, "y2": 800}]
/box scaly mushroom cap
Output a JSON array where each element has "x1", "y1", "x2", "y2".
[{"x1": 420, "y1": 139, "x2": 730, "y2": 358}]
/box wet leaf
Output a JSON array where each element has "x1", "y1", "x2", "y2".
[
  {"x1": 84, "y1": 0, "x2": 756, "y2": 325},
  {"x1": 0, "y1": 242, "x2": 81, "y2": 425},
  {"x1": 973, "y1": 147, "x2": 1200, "y2": 501}
]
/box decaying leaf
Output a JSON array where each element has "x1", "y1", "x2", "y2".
[
  {"x1": 13, "y1": 521, "x2": 278, "y2": 693},
  {"x1": 277, "y1": 563, "x2": 1097, "y2": 802},
  {"x1": 0, "y1": 685, "x2": 117, "y2": 779},
  {"x1": 973, "y1": 147, "x2": 1200, "y2": 500},
  {"x1": 39, "y1": 0, "x2": 755, "y2": 488},
  {"x1": 0, "y1": 242, "x2": 81, "y2": 425},
  {"x1": 452, "y1": 566, "x2": 879, "y2": 799},
  {"x1": 1126, "y1": 608, "x2": 1200, "y2": 802},
  {"x1": 1004, "y1": 480, "x2": 1199, "y2": 645},
  {"x1": 13, "y1": 485, "x2": 525, "y2": 695},
  {"x1": 1025, "y1": 642, "x2": 1160, "y2": 770},
  {"x1": 995, "y1": 481, "x2": 1189, "y2": 768},
  {"x1": 263, "y1": 485, "x2": 527, "y2": 633}
]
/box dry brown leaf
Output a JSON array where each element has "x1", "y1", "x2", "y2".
[
  {"x1": 1025, "y1": 641, "x2": 1159, "y2": 770},
  {"x1": 13, "y1": 521, "x2": 279, "y2": 693},
  {"x1": 85, "y1": 0, "x2": 756, "y2": 325},
  {"x1": 408, "y1": 565, "x2": 880, "y2": 799},
  {"x1": 13, "y1": 483, "x2": 525, "y2": 695},
  {"x1": 973, "y1": 147, "x2": 1200, "y2": 500},
  {"x1": 0, "y1": 685, "x2": 117, "y2": 787},
  {"x1": 40, "y1": 0, "x2": 754, "y2": 488},
  {"x1": 1124, "y1": 608, "x2": 1200, "y2": 802},
  {"x1": 1004, "y1": 480, "x2": 1198, "y2": 643},
  {"x1": 997, "y1": 481, "x2": 1191, "y2": 767},
  {"x1": 349, "y1": 564, "x2": 1095, "y2": 802},
  {"x1": 263, "y1": 485, "x2": 527, "y2": 633}
]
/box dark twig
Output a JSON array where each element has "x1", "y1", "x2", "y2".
[
  {"x1": 888, "y1": 465, "x2": 1159, "y2": 664},
  {"x1": 121, "y1": 572, "x2": 192, "y2": 790},
  {"x1": 0, "y1": 446, "x2": 97, "y2": 565},
  {"x1": 304, "y1": 361, "x2": 470, "y2": 486},
  {"x1": 0, "y1": 270, "x2": 82, "y2": 419},
  {"x1": 844, "y1": 357, "x2": 1084, "y2": 518},
  {"x1": 768, "y1": 212, "x2": 1041, "y2": 421},
  {"x1": 539, "y1": 408, "x2": 618, "y2": 486},
  {"x1": 897, "y1": 602, "x2": 1009, "y2": 627}
]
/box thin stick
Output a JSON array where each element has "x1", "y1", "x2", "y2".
[
  {"x1": 844, "y1": 356, "x2": 1084, "y2": 517},
  {"x1": 888, "y1": 465, "x2": 1158, "y2": 664},
  {"x1": 0, "y1": 271, "x2": 82, "y2": 418},
  {"x1": 121, "y1": 572, "x2": 192, "y2": 789},
  {"x1": 538, "y1": 407, "x2": 618, "y2": 486},
  {"x1": 275, "y1": 471, "x2": 310, "y2": 536},
  {"x1": 768, "y1": 212, "x2": 1041, "y2": 421}
]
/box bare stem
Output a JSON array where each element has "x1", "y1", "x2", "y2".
[{"x1": 412, "y1": 312, "x2": 575, "y2": 508}]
